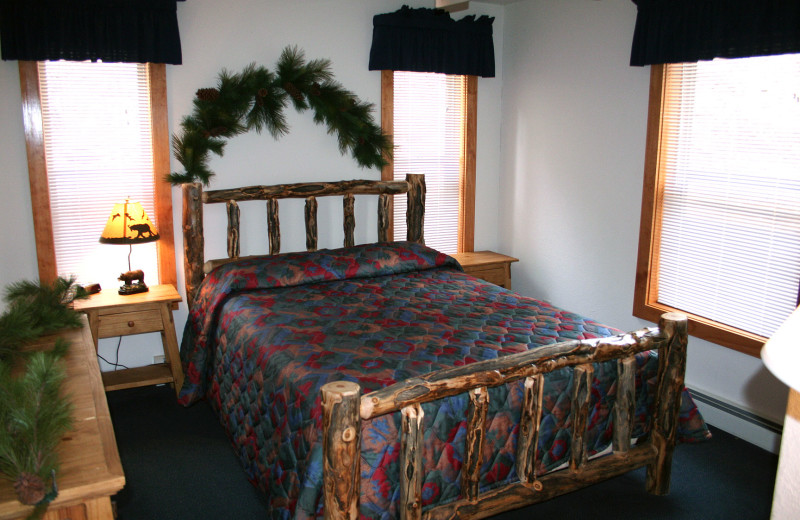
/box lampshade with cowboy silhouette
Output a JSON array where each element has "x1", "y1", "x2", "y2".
[{"x1": 99, "y1": 200, "x2": 159, "y2": 294}]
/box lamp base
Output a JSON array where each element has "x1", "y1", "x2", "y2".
[{"x1": 118, "y1": 282, "x2": 149, "y2": 295}]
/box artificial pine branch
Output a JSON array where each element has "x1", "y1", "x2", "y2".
[
  {"x1": 247, "y1": 81, "x2": 288, "y2": 138},
  {"x1": 0, "y1": 339, "x2": 73, "y2": 509},
  {"x1": 0, "y1": 277, "x2": 86, "y2": 363},
  {"x1": 0, "y1": 306, "x2": 40, "y2": 360}
]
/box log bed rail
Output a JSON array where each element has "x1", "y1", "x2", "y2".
[
  {"x1": 182, "y1": 174, "x2": 426, "y2": 308},
  {"x1": 321, "y1": 312, "x2": 688, "y2": 520}
]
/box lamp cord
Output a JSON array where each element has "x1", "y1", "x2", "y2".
[{"x1": 96, "y1": 336, "x2": 130, "y2": 371}]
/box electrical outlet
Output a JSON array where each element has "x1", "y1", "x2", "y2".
[{"x1": 153, "y1": 354, "x2": 166, "y2": 364}]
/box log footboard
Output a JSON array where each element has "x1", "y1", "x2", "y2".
[{"x1": 321, "y1": 312, "x2": 688, "y2": 520}]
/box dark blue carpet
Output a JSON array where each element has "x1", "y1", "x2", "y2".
[{"x1": 107, "y1": 385, "x2": 778, "y2": 520}]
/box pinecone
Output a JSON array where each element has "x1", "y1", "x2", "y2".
[
  {"x1": 207, "y1": 126, "x2": 228, "y2": 137},
  {"x1": 283, "y1": 82, "x2": 304, "y2": 102},
  {"x1": 14, "y1": 472, "x2": 46, "y2": 505},
  {"x1": 196, "y1": 88, "x2": 220, "y2": 102},
  {"x1": 257, "y1": 88, "x2": 269, "y2": 98},
  {"x1": 310, "y1": 82, "x2": 322, "y2": 97}
]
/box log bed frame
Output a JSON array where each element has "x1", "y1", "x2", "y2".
[{"x1": 181, "y1": 174, "x2": 688, "y2": 520}]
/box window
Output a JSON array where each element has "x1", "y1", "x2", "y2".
[
  {"x1": 381, "y1": 70, "x2": 476, "y2": 254},
  {"x1": 19, "y1": 61, "x2": 175, "y2": 289},
  {"x1": 634, "y1": 54, "x2": 800, "y2": 357}
]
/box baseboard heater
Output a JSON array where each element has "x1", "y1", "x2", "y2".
[{"x1": 688, "y1": 387, "x2": 783, "y2": 435}]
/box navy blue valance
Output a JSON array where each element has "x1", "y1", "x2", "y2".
[
  {"x1": 1, "y1": 0, "x2": 183, "y2": 64},
  {"x1": 630, "y1": 0, "x2": 800, "y2": 66},
  {"x1": 369, "y1": 5, "x2": 495, "y2": 78}
]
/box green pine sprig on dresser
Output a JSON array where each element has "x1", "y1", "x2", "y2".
[
  {"x1": 0, "y1": 277, "x2": 87, "y2": 362},
  {"x1": 0, "y1": 277, "x2": 87, "y2": 514},
  {"x1": 168, "y1": 46, "x2": 392, "y2": 186},
  {"x1": 0, "y1": 340, "x2": 72, "y2": 511}
]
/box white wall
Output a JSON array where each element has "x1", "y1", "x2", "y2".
[
  {"x1": 0, "y1": 0, "x2": 505, "y2": 369},
  {"x1": 0, "y1": 63, "x2": 39, "y2": 292},
  {"x1": 499, "y1": 0, "x2": 789, "y2": 448}
]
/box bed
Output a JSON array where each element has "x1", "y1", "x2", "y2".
[{"x1": 177, "y1": 174, "x2": 709, "y2": 519}]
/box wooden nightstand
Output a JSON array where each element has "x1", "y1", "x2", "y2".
[
  {"x1": 450, "y1": 250, "x2": 519, "y2": 289},
  {"x1": 73, "y1": 284, "x2": 184, "y2": 396}
]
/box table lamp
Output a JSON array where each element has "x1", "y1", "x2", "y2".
[{"x1": 99, "y1": 199, "x2": 160, "y2": 295}]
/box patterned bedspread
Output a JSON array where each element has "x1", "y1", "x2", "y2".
[{"x1": 178, "y1": 242, "x2": 709, "y2": 519}]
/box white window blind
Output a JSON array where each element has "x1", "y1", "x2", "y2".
[
  {"x1": 657, "y1": 54, "x2": 800, "y2": 338},
  {"x1": 38, "y1": 61, "x2": 159, "y2": 288},
  {"x1": 392, "y1": 71, "x2": 466, "y2": 254}
]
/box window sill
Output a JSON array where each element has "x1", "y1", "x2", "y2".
[{"x1": 633, "y1": 300, "x2": 766, "y2": 358}]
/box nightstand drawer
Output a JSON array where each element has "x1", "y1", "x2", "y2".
[
  {"x1": 97, "y1": 309, "x2": 163, "y2": 338},
  {"x1": 466, "y1": 266, "x2": 508, "y2": 287}
]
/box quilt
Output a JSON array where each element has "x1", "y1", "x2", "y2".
[{"x1": 178, "y1": 242, "x2": 709, "y2": 519}]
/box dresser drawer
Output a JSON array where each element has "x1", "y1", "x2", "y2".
[{"x1": 97, "y1": 309, "x2": 164, "y2": 338}]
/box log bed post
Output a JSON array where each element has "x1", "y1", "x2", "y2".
[
  {"x1": 378, "y1": 193, "x2": 391, "y2": 243},
  {"x1": 646, "y1": 312, "x2": 688, "y2": 495},
  {"x1": 306, "y1": 196, "x2": 318, "y2": 251},
  {"x1": 463, "y1": 387, "x2": 489, "y2": 502},
  {"x1": 226, "y1": 200, "x2": 240, "y2": 259},
  {"x1": 612, "y1": 357, "x2": 637, "y2": 453},
  {"x1": 182, "y1": 182, "x2": 205, "y2": 310},
  {"x1": 322, "y1": 381, "x2": 362, "y2": 520},
  {"x1": 267, "y1": 198, "x2": 280, "y2": 255},
  {"x1": 343, "y1": 193, "x2": 355, "y2": 248},
  {"x1": 406, "y1": 174, "x2": 425, "y2": 244},
  {"x1": 400, "y1": 403, "x2": 424, "y2": 520},
  {"x1": 517, "y1": 374, "x2": 544, "y2": 489},
  {"x1": 569, "y1": 364, "x2": 593, "y2": 473}
]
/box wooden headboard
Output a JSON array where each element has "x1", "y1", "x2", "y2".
[{"x1": 181, "y1": 174, "x2": 425, "y2": 308}]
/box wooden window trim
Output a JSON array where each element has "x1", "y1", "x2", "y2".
[
  {"x1": 633, "y1": 64, "x2": 765, "y2": 358},
  {"x1": 19, "y1": 61, "x2": 176, "y2": 287},
  {"x1": 380, "y1": 70, "x2": 395, "y2": 239},
  {"x1": 148, "y1": 63, "x2": 177, "y2": 286},
  {"x1": 380, "y1": 70, "x2": 476, "y2": 253}
]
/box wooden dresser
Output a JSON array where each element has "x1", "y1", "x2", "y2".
[{"x1": 0, "y1": 317, "x2": 125, "y2": 520}]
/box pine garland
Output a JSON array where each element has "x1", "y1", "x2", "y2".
[
  {"x1": 168, "y1": 46, "x2": 392, "y2": 186},
  {"x1": 0, "y1": 277, "x2": 86, "y2": 514}
]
